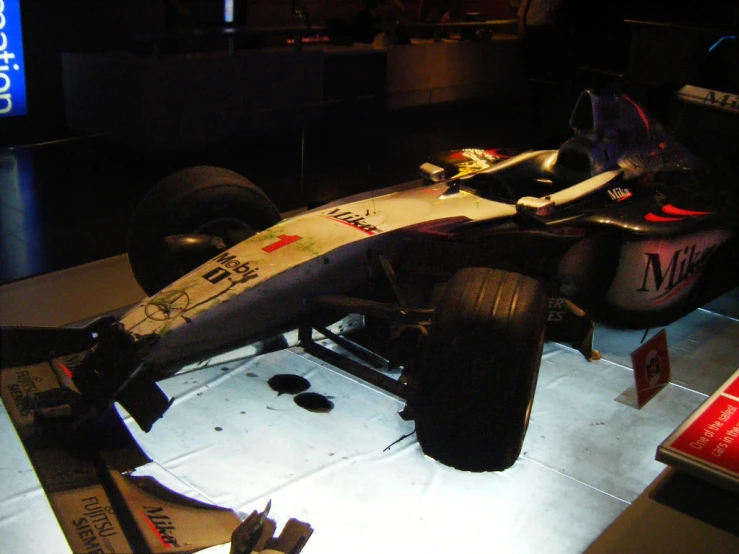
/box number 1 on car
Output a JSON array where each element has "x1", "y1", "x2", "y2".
[{"x1": 262, "y1": 234, "x2": 302, "y2": 253}]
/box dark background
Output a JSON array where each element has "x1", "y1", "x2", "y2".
[
  {"x1": 0, "y1": 0, "x2": 737, "y2": 285},
  {"x1": 3, "y1": 0, "x2": 738, "y2": 146}
]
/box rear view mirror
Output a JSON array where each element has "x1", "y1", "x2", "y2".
[
  {"x1": 420, "y1": 163, "x2": 447, "y2": 183},
  {"x1": 516, "y1": 196, "x2": 555, "y2": 217}
]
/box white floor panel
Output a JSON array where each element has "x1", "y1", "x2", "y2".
[
  {"x1": 123, "y1": 349, "x2": 416, "y2": 511},
  {"x1": 701, "y1": 287, "x2": 739, "y2": 320},
  {"x1": 0, "y1": 255, "x2": 144, "y2": 327},
  {"x1": 124, "y1": 349, "x2": 628, "y2": 554},
  {"x1": 0, "y1": 404, "x2": 71, "y2": 554},
  {"x1": 594, "y1": 291, "x2": 739, "y2": 396},
  {"x1": 529, "y1": 344, "x2": 707, "y2": 503}
]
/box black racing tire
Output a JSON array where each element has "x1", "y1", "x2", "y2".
[
  {"x1": 414, "y1": 267, "x2": 548, "y2": 471},
  {"x1": 128, "y1": 166, "x2": 281, "y2": 296}
]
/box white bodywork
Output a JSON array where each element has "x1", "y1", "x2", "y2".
[
  {"x1": 115, "y1": 161, "x2": 691, "y2": 366},
  {"x1": 606, "y1": 228, "x2": 731, "y2": 312},
  {"x1": 120, "y1": 180, "x2": 520, "y2": 366}
]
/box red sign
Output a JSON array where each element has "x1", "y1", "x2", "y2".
[
  {"x1": 723, "y1": 375, "x2": 739, "y2": 400},
  {"x1": 666, "y1": 383, "x2": 739, "y2": 476},
  {"x1": 630, "y1": 329, "x2": 671, "y2": 408}
]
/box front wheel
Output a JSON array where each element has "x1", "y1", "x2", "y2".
[
  {"x1": 128, "y1": 166, "x2": 281, "y2": 296},
  {"x1": 414, "y1": 267, "x2": 548, "y2": 471}
]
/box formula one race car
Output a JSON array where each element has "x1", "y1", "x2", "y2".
[{"x1": 2, "y1": 89, "x2": 738, "y2": 473}]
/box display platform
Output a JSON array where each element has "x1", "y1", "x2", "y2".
[{"x1": 1, "y1": 255, "x2": 738, "y2": 554}]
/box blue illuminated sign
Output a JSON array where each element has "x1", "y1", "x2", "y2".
[{"x1": 0, "y1": 0, "x2": 27, "y2": 117}]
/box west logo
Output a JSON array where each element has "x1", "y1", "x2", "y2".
[
  {"x1": 142, "y1": 506, "x2": 179, "y2": 548},
  {"x1": 325, "y1": 208, "x2": 381, "y2": 235},
  {"x1": 607, "y1": 187, "x2": 632, "y2": 202},
  {"x1": 704, "y1": 90, "x2": 739, "y2": 112},
  {"x1": 638, "y1": 243, "x2": 718, "y2": 298}
]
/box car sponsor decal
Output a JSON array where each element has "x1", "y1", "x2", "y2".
[
  {"x1": 548, "y1": 169, "x2": 623, "y2": 206},
  {"x1": 141, "y1": 506, "x2": 180, "y2": 548},
  {"x1": 677, "y1": 84, "x2": 739, "y2": 114},
  {"x1": 323, "y1": 208, "x2": 383, "y2": 235},
  {"x1": 547, "y1": 297, "x2": 565, "y2": 322},
  {"x1": 57, "y1": 360, "x2": 74, "y2": 378},
  {"x1": 59, "y1": 490, "x2": 130, "y2": 554},
  {"x1": 447, "y1": 148, "x2": 513, "y2": 162},
  {"x1": 120, "y1": 183, "x2": 520, "y2": 336},
  {"x1": 201, "y1": 251, "x2": 259, "y2": 284},
  {"x1": 645, "y1": 204, "x2": 712, "y2": 222},
  {"x1": 4, "y1": 367, "x2": 42, "y2": 419},
  {"x1": 443, "y1": 148, "x2": 515, "y2": 177},
  {"x1": 606, "y1": 229, "x2": 730, "y2": 311},
  {"x1": 74, "y1": 495, "x2": 120, "y2": 545},
  {"x1": 144, "y1": 290, "x2": 190, "y2": 321},
  {"x1": 638, "y1": 241, "x2": 719, "y2": 304},
  {"x1": 202, "y1": 267, "x2": 231, "y2": 284},
  {"x1": 607, "y1": 186, "x2": 632, "y2": 202},
  {"x1": 262, "y1": 234, "x2": 302, "y2": 252},
  {"x1": 645, "y1": 213, "x2": 681, "y2": 222},
  {"x1": 661, "y1": 204, "x2": 712, "y2": 217}
]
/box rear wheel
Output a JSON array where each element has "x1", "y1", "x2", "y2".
[
  {"x1": 414, "y1": 267, "x2": 548, "y2": 471},
  {"x1": 128, "y1": 166, "x2": 281, "y2": 295}
]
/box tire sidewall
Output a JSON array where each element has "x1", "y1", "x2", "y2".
[{"x1": 414, "y1": 267, "x2": 548, "y2": 471}]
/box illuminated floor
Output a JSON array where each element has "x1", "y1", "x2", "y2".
[{"x1": 1, "y1": 254, "x2": 738, "y2": 553}]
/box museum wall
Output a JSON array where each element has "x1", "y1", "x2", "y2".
[
  {"x1": 2, "y1": 0, "x2": 517, "y2": 146},
  {"x1": 2, "y1": 0, "x2": 737, "y2": 148}
]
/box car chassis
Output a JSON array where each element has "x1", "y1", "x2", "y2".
[{"x1": 1, "y1": 89, "x2": 737, "y2": 473}]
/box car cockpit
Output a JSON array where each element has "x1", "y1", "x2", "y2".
[{"x1": 425, "y1": 89, "x2": 696, "y2": 205}]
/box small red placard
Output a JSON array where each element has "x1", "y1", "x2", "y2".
[{"x1": 630, "y1": 329, "x2": 671, "y2": 408}]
